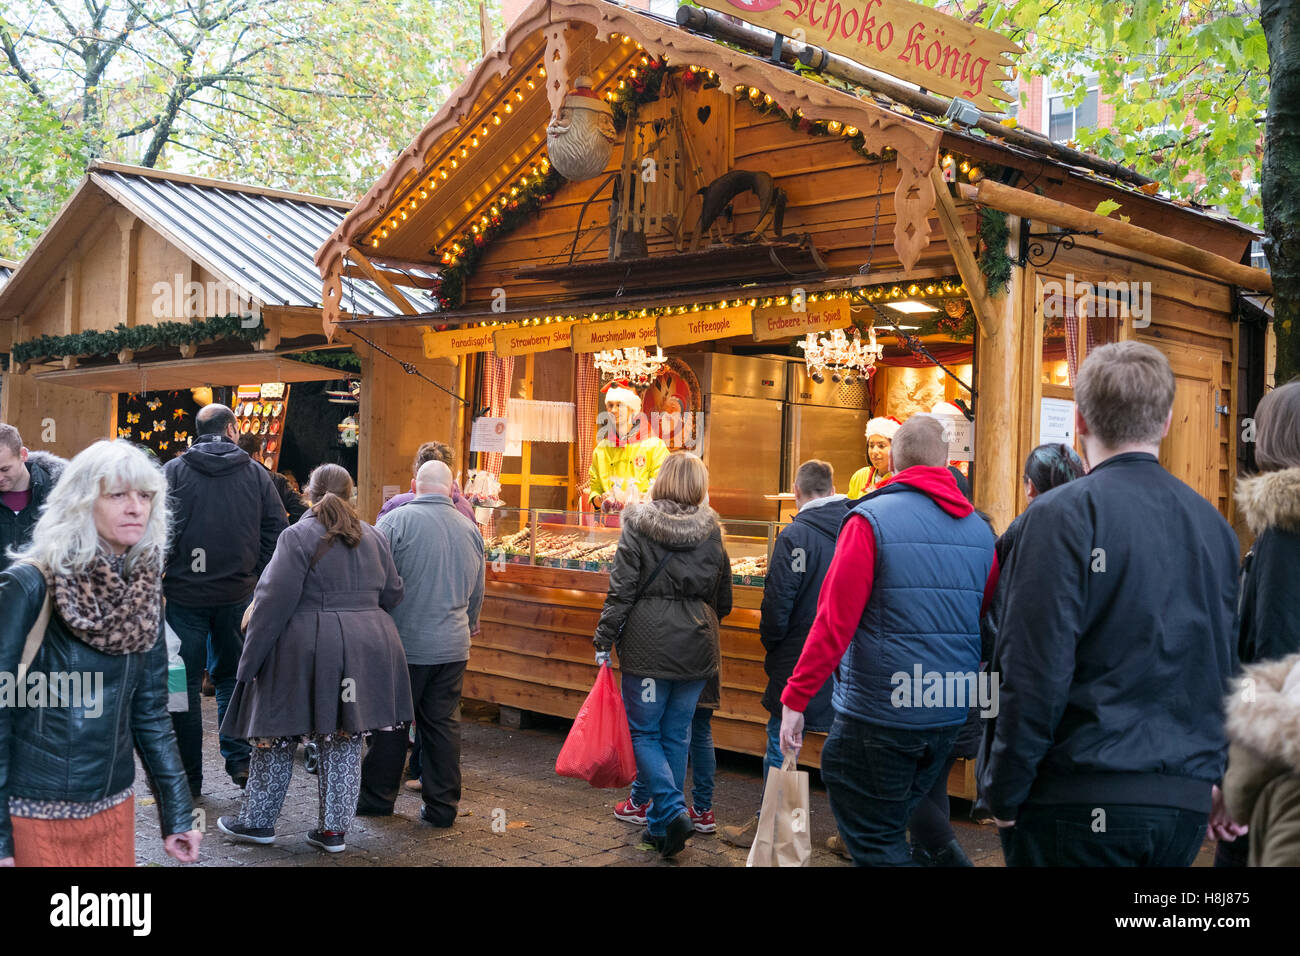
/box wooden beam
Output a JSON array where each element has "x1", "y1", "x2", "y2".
[
  {"x1": 958, "y1": 180, "x2": 1272, "y2": 293},
  {"x1": 116, "y1": 209, "x2": 140, "y2": 328},
  {"x1": 347, "y1": 249, "x2": 422, "y2": 316},
  {"x1": 930, "y1": 167, "x2": 1000, "y2": 337},
  {"x1": 63, "y1": 260, "x2": 81, "y2": 336}
]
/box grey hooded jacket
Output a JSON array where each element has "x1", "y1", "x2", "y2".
[{"x1": 594, "y1": 499, "x2": 733, "y2": 681}]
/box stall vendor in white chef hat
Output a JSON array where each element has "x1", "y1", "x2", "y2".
[
  {"x1": 847, "y1": 415, "x2": 902, "y2": 499},
  {"x1": 588, "y1": 381, "x2": 669, "y2": 512}
]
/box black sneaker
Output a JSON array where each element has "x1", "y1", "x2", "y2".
[
  {"x1": 419, "y1": 804, "x2": 455, "y2": 828},
  {"x1": 639, "y1": 828, "x2": 665, "y2": 851},
  {"x1": 306, "y1": 829, "x2": 346, "y2": 853},
  {"x1": 660, "y1": 812, "x2": 694, "y2": 859},
  {"x1": 229, "y1": 765, "x2": 249, "y2": 789},
  {"x1": 217, "y1": 816, "x2": 275, "y2": 845}
]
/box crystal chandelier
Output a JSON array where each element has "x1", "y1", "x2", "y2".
[
  {"x1": 594, "y1": 346, "x2": 667, "y2": 387},
  {"x1": 798, "y1": 327, "x2": 885, "y2": 385}
]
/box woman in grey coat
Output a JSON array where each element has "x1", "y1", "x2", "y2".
[
  {"x1": 593, "y1": 452, "x2": 732, "y2": 858},
  {"x1": 218, "y1": 464, "x2": 412, "y2": 853}
]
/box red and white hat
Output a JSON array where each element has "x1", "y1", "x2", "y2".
[
  {"x1": 865, "y1": 416, "x2": 901, "y2": 441},
  {"x1": 602, "y1": 380, "x2": 641, "y2": 412}
]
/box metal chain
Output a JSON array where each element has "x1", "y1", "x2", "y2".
[
  {"x1": 865, "y1": 298, "x2": 977, "y2": 398},
  {"x1": 858, "y1": 160, "x2": 887, "y2": 277}
]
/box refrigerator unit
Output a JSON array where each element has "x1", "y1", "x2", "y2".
[
  {"x1": 680, "y1": 353, "x2": 787, "y2": 521},
  {"x1": 783, "y1": 361, "x2": 873, "y2": 498}
]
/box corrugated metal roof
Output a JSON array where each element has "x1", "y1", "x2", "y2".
[{"x1": 92, "y1": 170, "x2": 434, "y2": 317}]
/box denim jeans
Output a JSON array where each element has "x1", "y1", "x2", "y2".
[
  {"x1": 166, "y1": 597, "x2": 254, "y2": 785},
  {"x1": 629, "y1": 706, "x2": 715, "y2": 812},
  {"x1": 764, "y1": 714, "x2": 783, "y2": 783},
  {"x1": 819, "y1": 712, "x2": 960, "y2": 866},
  {"x1": 999, "y1": 803, "x2": 1209, "y2": 867},
  {"x1": 622, "y1": 674, "x2": 705, "y2": 835}
]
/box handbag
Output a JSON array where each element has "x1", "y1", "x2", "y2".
[{"x1": 747, "y1": 753, "x2": 813, "y2": 867}]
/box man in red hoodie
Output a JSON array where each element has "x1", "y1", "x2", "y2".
[{"x1": 780, "y1": 414, "x2": 997, "y2": 866}]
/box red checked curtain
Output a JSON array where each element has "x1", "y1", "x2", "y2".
[{"x1": 480, "y1": 355, "x2": 515, "y2": 480}]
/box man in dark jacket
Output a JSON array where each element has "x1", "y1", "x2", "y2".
[
  {"x1": 236, "y1": 433, "x2": 307, "y2": 524},
  {"x1": 979, "y1": 341, "x2": 1240, "y2": 866},
  {"x1": 163, "y1": 404, "x2": 287, "y2": 793},
  {"x1": 0, "y1": 424, "x2": 66, "y2": 572},
  {"x1": 780, "y1": 416, "x2": 996, "y2": 866}
]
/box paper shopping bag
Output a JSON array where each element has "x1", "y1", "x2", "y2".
[{"x1": 747, "y1": 754, "x2": 811, "y2": 867}]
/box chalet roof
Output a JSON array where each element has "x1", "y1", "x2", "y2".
[
  {"x1": 0, "y1": 163, "x2": 434, "y2": 323},
  {"x1": 313, "y1": 0, "x2": 1258, "y2": 335}
]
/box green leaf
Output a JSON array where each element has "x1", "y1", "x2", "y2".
[{"x1": 1094, "y1": 199, "x2": 1123, "y2": 218}]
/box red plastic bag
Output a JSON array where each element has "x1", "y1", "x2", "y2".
[{"x1": 555, "y1": 665, "x2": 637, "y2": 788}]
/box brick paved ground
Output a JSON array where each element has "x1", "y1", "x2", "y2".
[{"x1": 134, "y1": 696, "x2": 1212, "y2": 867}]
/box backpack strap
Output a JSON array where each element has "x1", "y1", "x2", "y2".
[{"x1": 15, "y1": 561, "x2": 52, "y2": 678}]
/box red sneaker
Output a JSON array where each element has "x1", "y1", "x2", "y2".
[
  {"x1": 688, "y1": 807, "x2": 716, "y2": 834},
  {"x1": 613, "y1": 797, "x2": 650, "y2": 824}
]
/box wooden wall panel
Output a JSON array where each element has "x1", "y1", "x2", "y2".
[
  {"x1": 134, "y1": 228, "x2": 192, "y2": 324},
  {"x1": 76, "y1": 218, "x2": 123, "y2": 333},
  {"x1": 0, "y1": 371, "x2": 112, "y2": 459}
]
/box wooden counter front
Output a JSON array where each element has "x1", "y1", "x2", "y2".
[{"x1": 470, "y1": 563, "x2": 975, "y2": 799}]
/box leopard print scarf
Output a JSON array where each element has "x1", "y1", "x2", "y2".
[{"x1": 49, "y1": 551, "x2": 162, "y2": 655}]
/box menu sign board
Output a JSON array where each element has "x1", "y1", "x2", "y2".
[
  {"x1": 656, "y1": 306, "x2": 754, "y2": 348},
  {"x1": 751, "y1": 299, "x2": 852, "y2": 341},
  {"x1": 422, "y1": 325, "x2": 496, "y2": 359},
  {"x1": 702, "y1": 0, "x2": 1021, "y2": 112},
  {"x1": 493, "y1": 320, "x2": 578, "y2": 356},
  {"x1": 570, "y1": 317, "x2": 659, "y2": 354}
]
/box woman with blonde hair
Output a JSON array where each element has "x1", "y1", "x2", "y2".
[
  {"x1": 218, "y1": 463, "x2": 411, "y2": 853},
  {"x1": 0, "y1": 439, "x2": 200, "y2": 866},
  {"x1": 593, "y1": 451, "x2": 732, "y2": 858}
]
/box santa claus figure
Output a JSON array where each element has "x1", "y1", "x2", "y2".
[
  {"x1": 589, "y1": 382, "x2": 668, "y2": 512},
  {"x1": 546, "y1": 77, "x2": 617, "y2": 182}
]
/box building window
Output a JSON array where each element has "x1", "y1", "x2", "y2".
[
  {"x1": 1251, "y1": 240, "x2": 1270, "y2": 272},
  {"x1": 1048, "y1": 86, "x2": 1098, "y2": 141}
]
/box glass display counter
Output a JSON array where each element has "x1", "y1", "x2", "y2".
[{"x1": 480, "y1": 508, "x2": 778, "y2": 585}]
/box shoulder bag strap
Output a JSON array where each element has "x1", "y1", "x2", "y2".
[
  {"x1": 633, "y1": 548, "x2": 676, "y2": 604},
  {"x1": 17, "y1": 562, "x2": 53, "y2": 678}
]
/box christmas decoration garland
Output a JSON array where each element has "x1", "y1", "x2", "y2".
[
  {"x1": 286, "y1": 349, "x2": 361, "y2": 372},
  {"x1": 978, "y1": 207, "x2": 1012, "y2": 297},
  {"x1": 608, "y1": 58, "x2": 722, "y2": 131},
  {"x1": 13, "y1": 315, "x2": 268, "y2": 364}
]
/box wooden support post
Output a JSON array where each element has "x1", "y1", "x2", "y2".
[
  {"x1": 63, "y1": 261, "x2": 81, "y2": 337},
  {"x1": 972, "y1": 215, "x2": 1026, "y2": 535},
  {"x1": 958, "y1": 180, "x2": 1272, "y2": 293},
  {"x1": 930, "y1": 168, "x2": 1000, "y2": 337},
  {"x1": 347, "y1": 249, "x2": 422, "y2": 316},
  {"x1": 116, "y1": 210, "x2": 140, "y2": 327}
]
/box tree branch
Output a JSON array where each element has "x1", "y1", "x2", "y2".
[{"x1": 0, "y1": 26, "x2": 52, "y2": 107}]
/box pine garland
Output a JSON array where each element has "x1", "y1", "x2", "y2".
[
  {"x1": 13, "y1": 314, "x2": 268, "y2": 364},
  {"x1": 286, "y1": 348, "x2": 361, "y2": 371},
  {"x1": 978, "y1": 207, "x2": 1012, "y2": 297}
]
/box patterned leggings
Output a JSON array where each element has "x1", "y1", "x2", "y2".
[{"x1": 236, "y1": 735, "x2": 363, "y2": 833}]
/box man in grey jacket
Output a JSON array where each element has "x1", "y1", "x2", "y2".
[{"x1": 358, "y1": 460, "x2": 485, "y2": 827}]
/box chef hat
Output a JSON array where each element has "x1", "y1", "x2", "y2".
[
  {"x1": 603, "y1": 384, "x2": 642, "y2": 412},
  {"x1": 865, "y1": 416, "x2": 901, "y2": 441}
]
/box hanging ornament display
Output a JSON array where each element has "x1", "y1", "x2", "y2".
[
  {"x1": 546, "y1": 77, "x2": 617, "y2": 181},
  {"x1": 338, "y1": 415, "x2": 359, "y2": 448}
]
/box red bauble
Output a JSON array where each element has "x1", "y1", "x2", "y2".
[{"x1": 474, "y1": 235, "x2": 486, "y2": 247}]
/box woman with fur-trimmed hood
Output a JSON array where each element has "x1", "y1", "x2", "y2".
[
  {"x1": 1224, "y1": 655, "x2": 1300, "y2": 865},
  {"x1": 1235, "y1": 380, "x2": 1300, "y2": 667},
  {"x1": 593, "y1": 452, "x2": 732, "y2": 858}
]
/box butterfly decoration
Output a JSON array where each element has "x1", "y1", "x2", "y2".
[
  {"x1": 147, "y1": 399, "x2": 162, "y2": 411},
  {"x1": 152, "y1": 419, "x2": 166, "y2": 433},
  {"x1": 117, "y1": 427, "x2": 132, "y2": 439},
  {"x1": 158, "y1": 441, "x2": 170, "y2": 451},
  {"x1": 126, "y1": 412, "x2": 141, "y2": 424},
  {"x1": 139, "y1": 431, "x2": 152, "y2": 441},
  {"x1": 172, "y1": 409, "x2": 186, "y2": 420},
  {"x1": 173, "y1": 430, "x2": 188, "y2": 442}
]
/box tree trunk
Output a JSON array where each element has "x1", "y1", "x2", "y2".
[{"x1": 1263, "y1": 0, "x2": 1300, "y2": 377}]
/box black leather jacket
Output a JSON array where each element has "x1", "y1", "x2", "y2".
[{"x1": 0, "y1": 562, "x2": 193, "y2": 858}]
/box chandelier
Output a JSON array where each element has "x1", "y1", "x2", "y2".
[
  {"x1": 798, "y1": 327, "x2": 885, "y2": 385},
  {"x1": 594, "y1": 346, "x2": 667, "y2": 387}
]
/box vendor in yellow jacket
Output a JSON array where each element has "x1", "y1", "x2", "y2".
[
  {"x1": 847, "y1": 416, "x2": 901, "y2": 499},
  {"x1": 588, "y1": 383, "x2": 669, "y2": 511}
]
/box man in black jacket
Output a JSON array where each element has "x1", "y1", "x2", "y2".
[
  {"x1": 980, "y1": 341, "x2": 1240, "y2": 866},
  {"x1": 164, "y1": 404, "x2": 287, "y2": 793},
  {"x1": 0, "y1": 424, "x2": 66, "y2": 572},
  {"x1": 721, "y1": 460, "x2": 848, "y2": 849}
]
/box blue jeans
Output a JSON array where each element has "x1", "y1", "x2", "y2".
[
  {"x1": 622, "y1": 674, "x2": 705, "y2": 835},
  {"x1": 167, "y1": 597, "x2": 254, "y2": 784},
  {"x1": 820, "y1": 713, "x2": 960, "y2": 866},
  {"x1": 764, "y1": 714, "x2": 783, "y2": 783},
  {"x1": 629, "y1": 706, "x2": 715, "y2": 811}
]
